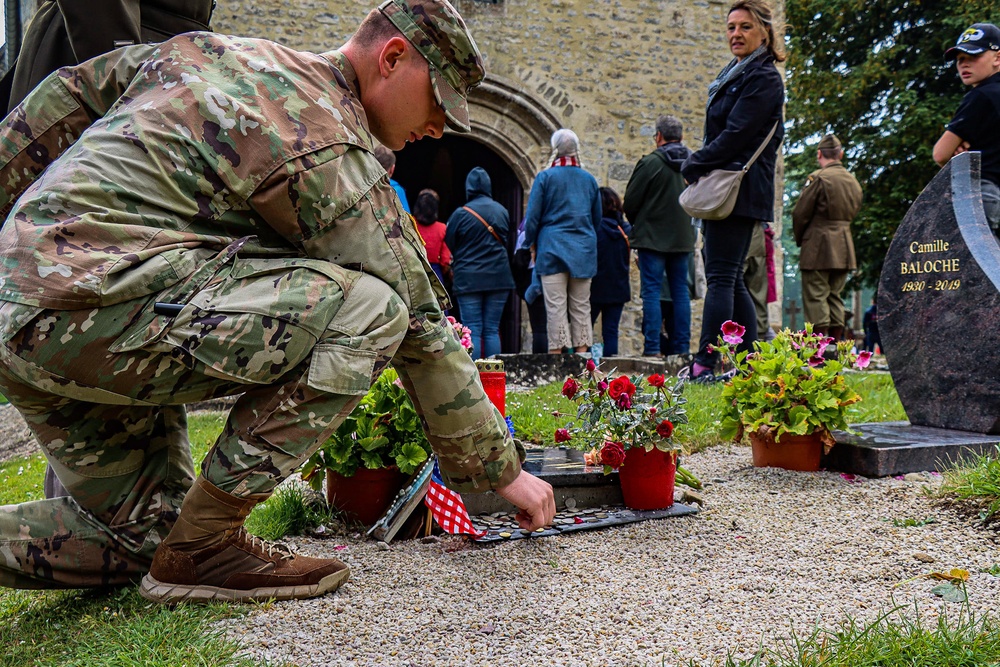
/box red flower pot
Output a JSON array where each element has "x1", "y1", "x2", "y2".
[
  {"x1": 748, "y1": 431, "x2": 823, "y2": 471},
  {"x1": 617, "y1": 446, "x2": 676, "y2": 510},
  {"x1": 326, "y1": 467, "x2": 407, "y2": 526}
]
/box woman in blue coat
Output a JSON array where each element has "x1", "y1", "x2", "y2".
[
  {"x1": 523, "y1": 129, "x2": 601, "y2": 354},
  {"x1": 681, "y1": 0, "x2": 785, "y2": 381},
  {"x1": 445, "y1": 167, "x2": 515, "y2": 359},
  {"x1": 590, "y1": 187, "x2": 632, "y2": 357}
]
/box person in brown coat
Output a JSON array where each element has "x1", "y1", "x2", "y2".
[{"x1": 792, "y1": 134, "x2": 864, "y2": 340}]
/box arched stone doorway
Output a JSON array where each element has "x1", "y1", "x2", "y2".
[{"x1": 394, "y1": 75, "x2": 560, "y2": 353}]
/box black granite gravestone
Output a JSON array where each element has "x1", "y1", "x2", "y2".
[{"x1": 877, "y1": 151, "x2": 1000, "y2": 434}]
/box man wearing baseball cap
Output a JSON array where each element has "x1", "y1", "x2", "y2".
[
  {"x1": 0, "y1": 0, "x2": 555, "y2": 603},
  {"x1": 933, "y1": 22, "x2": 1000, "y2": 234}
]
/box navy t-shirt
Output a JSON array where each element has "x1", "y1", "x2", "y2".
[{"x1": 947, "y1": 71, "x2": 1000, "y2": 187}]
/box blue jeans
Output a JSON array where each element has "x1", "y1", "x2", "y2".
[
  {"x1": 637, "y1": 250, "x2": 691, "y2": 355},
  {"x1": 456, "y1": 290, "x2": 509, "y2": 359},
  {"x1": 695, "y1": 216, "x2": 758, "y2": 368},
  {"x1": 590, "y1": 302, "x2": 625, "y2": 356}
]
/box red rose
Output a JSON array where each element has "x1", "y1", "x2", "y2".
[
  {"x1": 599, "y1": 441, "x2": 627, "y2": 469},
  {"x1": 647, "y1": 373, "x2": 665, "y2": 388},
  {"x1": 562, "y1": 378, "x2": 580, "y2": 399},
  {"x1": 597, "y1": 381, "x2": 609, "y2": 396},
  {"x1": 656, "y1": 419, "x2": 674, "y2": 439},
  {"x1": 615, "y1": 392, "x2": 632, "y2": 410},
  {"x1": 586, "y1": 359, "x2": 597, "y2": 373},
  {"x1": 554, "y1": 428, "x2": 572, "y2": 443},
  {"x1": 608, "y1": 376, "x2": 635, "y2": 399}
]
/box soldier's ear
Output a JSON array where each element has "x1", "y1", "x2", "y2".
[{"x1": 378, "y1": 36, "x2": 410, "y2": 78}]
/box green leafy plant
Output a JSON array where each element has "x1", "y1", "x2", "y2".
[
  {"x1": 302, "y1": 367, "x2": 432, "y2": 484},
  {"x1": 890, "y1": 516, "x2": 938, "y2": 528},
  {"x1": 715, "y1": 321, "x2": 870, "y2": 449},
  {"x1": 556, "y1": 360, "x2": 688, "y2": 473}
]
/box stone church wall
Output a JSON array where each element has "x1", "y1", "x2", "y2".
[{"x1": 214, "y1": 0, "x2": 786, "y2": 356}]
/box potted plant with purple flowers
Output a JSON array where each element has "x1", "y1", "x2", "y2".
[
  {"x1": 555, "y1": 359, "x2": 692, "y2": 510},
  {"x1": 714, "y1": 320, "x2": 872, "y2": 471}
]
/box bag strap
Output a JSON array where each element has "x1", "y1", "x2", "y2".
[
  {"x1": 616, "y1": 223, "x2": 630, "y2": 251},
  {"x1": 463, "y1": 206, "x2": 503, "y2": 244},
  {"x1": 741, "y1": 121, "x2": 779, "y2": 174}
]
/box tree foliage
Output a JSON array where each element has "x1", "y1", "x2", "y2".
[{"x1": 784, "y1": 0, "x2": 996, "y2": 287}]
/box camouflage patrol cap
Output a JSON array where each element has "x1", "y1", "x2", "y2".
[
  {"x1": 379, "y1": 0, "x2": 486, "y2": 133},
  {"x1": 818, "y1": 134, "x2": 842, "y2": 151}
]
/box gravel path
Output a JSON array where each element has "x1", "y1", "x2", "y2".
[{"x1": 221, "y1": 445, "x2": 1000, "y2": 667}]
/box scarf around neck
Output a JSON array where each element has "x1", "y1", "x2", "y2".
[
  {"x1": 705, "y1": 43, "x2": 769, "y2": 113},
  {"x1": 550, "y1": 155, "x2": 581, "y2": 168}
]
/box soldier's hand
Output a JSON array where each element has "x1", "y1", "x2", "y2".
[{"x1": 496, "y1": 471, "x2": 556, "y2": 531}]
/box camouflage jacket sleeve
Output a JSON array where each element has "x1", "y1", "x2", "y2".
[
  {"x1": 250, "y1": 146, "x2": 521, "y2": 493},
  {"x1": 0, "y1": 43, "x2": 157, "y2": 218}
]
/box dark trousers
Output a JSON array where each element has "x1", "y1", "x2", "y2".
[
  {"x1": 525, "y1": 297, "x2": 548, "y2": 354},
  {"x1": 695, "y1": 216, "x2": 759, "y2": 368},
  {"x1": 590, "y1": 302, "x2": 625, "y2": 357}
]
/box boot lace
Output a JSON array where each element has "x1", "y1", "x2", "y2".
[{"x1": 239, "y1": 528, "x2": 294, "y2": 561}]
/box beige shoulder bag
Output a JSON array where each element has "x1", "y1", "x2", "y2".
[{"x1": 679, "y1": 122, "x2": 779, "y2": 220}]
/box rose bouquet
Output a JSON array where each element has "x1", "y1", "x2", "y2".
[{"x1": 556, "y1": 360, "x2": 689, "y2": 475}]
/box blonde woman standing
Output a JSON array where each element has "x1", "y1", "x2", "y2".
[{"x1": 681, "y1": 0, "x2": 785, "y2": 381}]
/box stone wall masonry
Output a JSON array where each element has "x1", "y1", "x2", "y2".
[{"x1": 214, "y1": 0, "x2": 786, "y2": 355}]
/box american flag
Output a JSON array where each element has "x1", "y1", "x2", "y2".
[{"x1": 425, "y1": 459, "x2": 485, "y2": 537}]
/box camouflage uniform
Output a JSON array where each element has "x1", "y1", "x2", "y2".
[{"x1": 0, "y1": 23, "x2": 518, "y2": 589}]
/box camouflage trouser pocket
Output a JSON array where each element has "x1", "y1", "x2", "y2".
[
  {"x1": 305, "y1": 343, "x2": 376, "y2": 395},
  {"x1": 149, "y1": 257, "x2": 361, "y2": 387}
]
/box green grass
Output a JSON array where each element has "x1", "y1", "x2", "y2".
[
  {"x1": 842, "y1": 371, "x2": 908, "y2": 424},
  {"x1": 937, "y1": 445, "x2": 1000, "y2": 524},
  {"x1": 507, "y1": 380, "x2": 575, "y2": 446},
  {"x1": 713, "y1": 600, "x2": 1000, "y2": 667},
  {"x1": 508, "y1": 370, "x2": 906, "y2": 455},
  {"x1": 0, "y1": 587, "x2": 280, "y2": 667},
  {"x1": 244, "y1": 483, "x2": 337, "y2": 541},
  {"x1": 0, "y1": 412, "x2": 284, "y2": 667}
]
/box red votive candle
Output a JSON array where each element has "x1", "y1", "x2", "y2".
[{"x1": 475, "y1": 358, "x2": 506, "y2": 416}]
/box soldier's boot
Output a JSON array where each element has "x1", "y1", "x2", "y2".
[{"x1": 139, "y1": 477, "x2": 350, "y2": 604}]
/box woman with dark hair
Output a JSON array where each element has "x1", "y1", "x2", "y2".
[
  {"x1": 681, "y1": 0, "x2": 785, "y2": 382},
  {"x1": 590, "y1": 187, "x2": 631, "y2": 357},
  {"x1": 412, "y1": 188, "x2": 451, "y2": 285}
]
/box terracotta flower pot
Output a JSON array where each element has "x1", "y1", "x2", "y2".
[
  {"x1": 748, "y1": 430, "x2": 823, "y2": 471},
  {"x1": 326, "y1": 466, "x2": 407, "y2": 526},
  {"x1": 617, "y1": 447, "x2": 676, "y2": 510}
]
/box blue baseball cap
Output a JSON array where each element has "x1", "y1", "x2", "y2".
[{"x1": 945, "y1": 23, "x2": 1000, "y2": 60}]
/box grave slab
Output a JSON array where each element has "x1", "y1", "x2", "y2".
[
  {"x1": 825, "y1": 421, "x2": 1000, "y2": 477},
  {"x1": 471, "y1": 503, "x2": 699, "y2": 543},
  {"x1": 463, "y1": 447, "x2": 623, "y2": 515}
]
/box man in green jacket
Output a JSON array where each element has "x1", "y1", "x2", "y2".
[
  {"x1": 792, "y1": 134, "x2": 864, "y2": 340},
  {"x1": 0, "y1": 0, "x2": 555, "y2": 604},
  {"x1": 623, "y1": 115, "x2": 696, "y2": 356}
]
